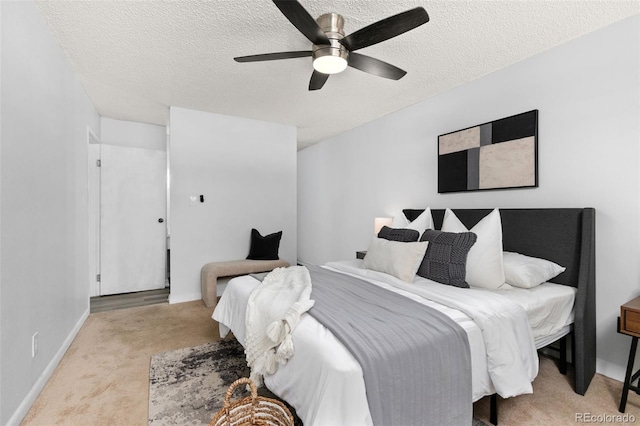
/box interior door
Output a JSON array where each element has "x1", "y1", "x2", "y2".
[{"x1": 100, "y1": 144, "x2": 167, "y2": 295}]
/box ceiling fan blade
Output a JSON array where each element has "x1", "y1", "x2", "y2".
[
  {"x1": 234, "y1": 51, "x2": 312, "y2": 63},
  {"x1": 273, "y1": 0, "x2": 331, "y2": 46},
  {"x1": 348, "y1": 52, "x2": 407, "y2": 80},
  {"x1": 340, "y1": 7, "x2": 429, "y2": 51},
  {"x1": 309, "y1": 70, "x2": 329, "y2": 91}
]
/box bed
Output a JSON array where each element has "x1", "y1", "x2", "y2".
[{"x1": 213, "y1": 208, "x2": 596, "y2": 425}]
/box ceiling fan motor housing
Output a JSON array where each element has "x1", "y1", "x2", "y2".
[{"x1": 312, "y1": 13, "x2": 349, "y2": 74}]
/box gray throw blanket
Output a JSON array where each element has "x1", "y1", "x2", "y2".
[{"x1": 307, "y1": 265, "x2": 472, "y2": 426}]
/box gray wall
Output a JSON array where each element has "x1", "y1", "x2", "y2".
[
  {"x1": 298, "y1": 16, "x2": 640, "y2": 381},
  {"x1": 169, "y1": 107, "x2": 297, "y2": 303},
  {"x1": 0, "y1": 1, "x2": 100, "y2": 424}
]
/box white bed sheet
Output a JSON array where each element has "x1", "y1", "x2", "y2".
[
  {"x1": 495, "y1": 282, "x2": 576, "y2": 344},
  {"x1": 214, "y1": 274, "x2": 376, "y2": 426},
  {"x1": 212, "y1": 260, "x2": 555, "y2": 425}
]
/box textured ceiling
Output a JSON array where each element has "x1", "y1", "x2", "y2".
[{"x1": 36, "y1": 0, "x2": 639, "y2": 150}]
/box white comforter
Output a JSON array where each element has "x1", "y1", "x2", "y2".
[{"x1": 213, "y1": 260, "x2": 539, "y2": 426}]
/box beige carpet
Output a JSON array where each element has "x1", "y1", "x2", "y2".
[
  {"x1": 22, "y1": 300, "x2": 640, "y2": 425},
  {"x1": 22, "y1": 301, "x2": 218, "y2": 426}
]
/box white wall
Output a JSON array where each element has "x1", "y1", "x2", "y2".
[
  {"x1": 0, "y1": 2, "x2": 4, "y2": 420},
  {"x1": 169, "y1": 107, "x2": 296, "y2": 303},
  {"x1": 100, "y1": 117, "x2": 166, "y2": 151},
  {"x1": 298, "y1": 16, "x2": 640, "y2": 382},
  {"x1": 0, "y1": 2, "x2": 100, "y2": 424}
]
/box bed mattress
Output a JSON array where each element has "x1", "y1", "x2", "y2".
[
  {"x1": 330, "y1": 260, "x2": 577, "y2": 346},
  {"x1": 213, "y1": 260, "x2": 571, "y2": 425},
  {"x1": 494, "y1": 276, "x2": 576, "y2": 346}
]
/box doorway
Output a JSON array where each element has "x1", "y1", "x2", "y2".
[{"x1": 88, "y1": 139, "x2": 168, "y2": 297}]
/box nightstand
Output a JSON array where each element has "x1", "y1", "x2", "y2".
[
  {"x1": 618, "y1": 296, "x2": 640, "y2": 412},
  {"x1": 356, "y1": 251, "x2": 367, "y2": 260}
]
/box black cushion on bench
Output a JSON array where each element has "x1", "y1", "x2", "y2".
[{"x1": 247, "y1": 228, "x2": 282, "y2": 260}]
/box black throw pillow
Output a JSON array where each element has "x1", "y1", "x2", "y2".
[
  {"x1": 246, "y1": 228, "x2": 282, "y2": 260},
  {"x1": 377, "y1": 226, "x2": 420, "y2": 242},
  {"x1": 417, "y1": 229, "x2": 477, "y2": 288}
]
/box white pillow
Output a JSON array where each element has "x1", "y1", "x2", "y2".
[
  {"x1": 441, "y1": 208, "x2": 505, "y2": 290},
  {"x1": 391, "y1": 208, "x2": 434, "y2": 235},
  {"x1": 391, "y1": 211, "x2": 410, "y2": 228},
  {"x1": 362, "y1": 237, "x2": 429, "y2": 282},
  {"x1": 503, "y1": 251, "x2": 566, "y2": 288}
]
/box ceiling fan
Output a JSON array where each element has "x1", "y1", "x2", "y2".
[{"x1": 234, "y1": 1, "x2": 430, "y2": 91}]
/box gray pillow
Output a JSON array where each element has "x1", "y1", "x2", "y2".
[
  {"x1": 377, "y1": 226, "x2": 420, "y2": 242},
  {"x1": 417, "y1": 229, "x2": 477, "y2": 288}
]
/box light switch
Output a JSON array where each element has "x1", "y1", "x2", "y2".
[{"x1": 189, "y1": 195, "x2": 198, "y2": 205}]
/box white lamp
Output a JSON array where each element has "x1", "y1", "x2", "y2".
[{"x1": 374, "y1": 217, "x2": 393, "y2": 235}]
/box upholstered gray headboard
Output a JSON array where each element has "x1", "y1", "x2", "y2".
[{"x1": 403, "y1": 208, "x2": 596, "y2": 395}]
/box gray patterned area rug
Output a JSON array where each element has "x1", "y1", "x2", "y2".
[
  {"x1": 149, "y1": 339, "x2": 299, "y2": 426},
  {"x1": 148, "y1": 338, "x2": 487, "y2": 426}
]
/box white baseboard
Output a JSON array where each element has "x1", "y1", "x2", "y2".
[
  {"x1": 6, "y1": 307, "x2": 90, "y2": 426},
  {"x1": 168, "y1": 291, "x2": 201, "y2": 305},
  {"x1": 596, "y1": 357, "x2": 626, "y2": 383}
]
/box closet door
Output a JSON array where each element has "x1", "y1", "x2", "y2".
[{"x1": 100, "y1": 144, "x2": 167, "y2": 295}]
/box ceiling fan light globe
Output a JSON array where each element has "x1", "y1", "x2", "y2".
[{"x1": 313, "y1": 55, "x2": 348, "y2": 74}]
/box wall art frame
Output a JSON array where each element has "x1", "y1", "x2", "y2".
[{"x1": 438, "y1": 110, "x2": 538, "y2": 193}]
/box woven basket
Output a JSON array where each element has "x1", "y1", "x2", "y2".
[{"x1": 209, "y1": 378, "x2": 294, "y2": 426}]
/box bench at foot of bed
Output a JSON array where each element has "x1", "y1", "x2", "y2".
[{"x1": 201, "y1": 259, "x2": 290, "y2": 308}]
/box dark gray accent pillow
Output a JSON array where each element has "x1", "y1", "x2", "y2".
[
  {"x1": 377, "y1": 226, "x2": 420, "y2": 242},
  {"x1": 417, "y1": 229, "x2": 477, "y2": 288},
  {"x1": 246, "y1": 228, "x2": 282, "y2": 260}
]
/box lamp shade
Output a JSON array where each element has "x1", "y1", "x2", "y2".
[
  {"x1": 313, "y1": 55, "x2": 348, "y2": 74},
  {"x1": 374, "y1": 217, "x2": 393, "y2": 235}
]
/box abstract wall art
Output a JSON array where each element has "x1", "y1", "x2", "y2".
[{"x1": 438, "y1": 110, "x2": 538, "y2": 193}]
